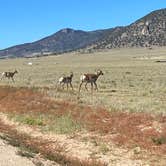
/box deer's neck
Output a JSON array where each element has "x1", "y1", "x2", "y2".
[
  {"x1": 70, "y1": 74, "x2": 73, "y2": 79},
  {"x1": 96, "y1": 73, "x2": 101, "y2": 78}
]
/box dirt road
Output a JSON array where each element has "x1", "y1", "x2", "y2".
[{"x1": 0, "y1": 137, "x2": 35, "y2": 166}]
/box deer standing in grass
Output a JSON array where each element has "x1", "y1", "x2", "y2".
[
  {"x1": 79, "y1": 70, "x2": 104, "y2": 92},
  {"x1": 58, "y1": 72, "x2": 74, "y2": 90},
  {"x1": 0, "y1": 70, "x2": 18, "y2": 82}
]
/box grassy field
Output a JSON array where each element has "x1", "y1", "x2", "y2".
[
  {"x1": 0, "y1": 47, "x2": 166, "y2": 114},
  {"x1": 0, "y1": 47, "x2": 166, "y2": 165}
]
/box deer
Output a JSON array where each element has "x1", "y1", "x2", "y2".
[
  {"x1": 58, "y1": 72, "x2": 74, "y2": 90},
  {"x1": 0, "y1": 69, "x2": 18, "y2": 82},
  {"x1": 79, "y1": 69, "x2": 104, "y2": 92}
]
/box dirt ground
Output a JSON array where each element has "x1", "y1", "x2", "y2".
[
  {"x1": 0, "y1": 86, "x2": 166, "y2": 166},
  {"x1": 0, "y1": 138, "x2": 35, "y2": 166},
  {"x1": 0, "y1": 134, "x2": 61, "y2": 166},
  {"x1": 0, "y1": 120, "x2": 144, "y2": 166}
]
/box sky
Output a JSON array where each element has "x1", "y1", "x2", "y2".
[{"x1": 0, "y1": 0, "x2": 165, "y2": 49}]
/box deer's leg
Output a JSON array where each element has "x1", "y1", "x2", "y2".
[
  {"x1": 58, "y1": 82, "x2": 62, "y2": 89},
  {"x1": 94, "y1": 82, "x2": 98, "y2": 91},
  {"x1": 0, "y1": 74, "x2": 4, "y2": 80},
  {"x1": 85, "y1": 82, "x2": 89, "y2": 91},
  {"x1": 70, "y1": 82, "x2": 73, "y2": 90},
  {"x1": 59, "y1": 82, "x2": 62, "y2": 89},
  {"x1": 11, "y1": 77, "x2": 15, "y2": 83},
  {"x1": 91, "y1": 82, "x2": 93, "y2": 92},
  {"x1": 61, "y1": 83, "x2": 65, "y2": 89},
  {"x1": 79, "y1": 82, "x2": 83, "y2": 92},
  {"x1": 67, "y1": 83, "x2": 69, "y2": 90}
]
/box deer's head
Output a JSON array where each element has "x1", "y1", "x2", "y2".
[
  {"x1": 96, "y1": 70, "x2": 104, "y2": 76},
  {"x1": 70, "y1": 72, "x2": 73, "y2": 78},
  {"x1": 14, "y1": 69, "x2": 18, "y2": 74}
]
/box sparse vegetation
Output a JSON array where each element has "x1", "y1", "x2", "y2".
[
  {"x1": 0, "y1": 122, "x2": 106, "y2": 166},
  {"x1": 0, "y1": 47, "x2": 166, "y2": 165},
  {"x1": 152, "y1": 137, "x2": 166, "y2": 145},
  {"x1": 99, "y1": 143, "x2": 109, "y2": 155},
  {"x1": 44, "y1": 114, "x2": 82, "y2": 134},
  {"x1": 11, "y1": 114, "x2": 44, "y2": 126},
  {"x1": 0, "y1": 47, "x2": 165, "y2": 114}
]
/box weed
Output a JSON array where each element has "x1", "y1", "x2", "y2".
[
  {"x1": 45, "y1": 114, "x2": 82, "y2": 134},
  {"x1": 99, "y1": 143, "x2": 109, "y2": 155},
  {"x1": 16, "y1": 149, "x2": 35, "y2": 158},
  {"x1": 12, "y1": 114, "x2": 44, "y2": 126},
  {"x1": 152, "y1": 137, "x2": 166, "y2": 145}
]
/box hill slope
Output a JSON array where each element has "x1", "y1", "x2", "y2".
[
  {"x1": 0, "y1": 8, "x2": 165, "y2": 58},
  {"x1": 87, "y1": 8, "x2": 166, "y2": 51},
  {"x1": 0, "y1": 28, "x2": 111, "y2": 58}
]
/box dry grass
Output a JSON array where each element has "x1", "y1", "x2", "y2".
[
  {"x1": 0, "y1": 86, "x2": 166, "y2": 156},
  {"x1": 0, "y1": 47, "x2": 165, "y2": 113},
  {"x1": 0, "y1": 47, "x2": 166, "y2": 164}
]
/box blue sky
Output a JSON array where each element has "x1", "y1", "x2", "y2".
[{"x1": 0, "y1": 0, "x2": 165, "y2": 49}]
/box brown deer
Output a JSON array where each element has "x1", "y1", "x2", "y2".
[
  {"x1": 1, "y1": 70, "x2": 18, "y2": 82},
  {"x1": 79, "y1": 70, "x2": 104, "y2": 92},
  {"x1": 58, "y1": 72, "x2": 74, "y2": 90}
]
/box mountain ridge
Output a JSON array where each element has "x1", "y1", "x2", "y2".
[
  {"x1": 86, "y1": 8, "x2": 166, "y2": 51},
  {"x1": 0, "y1": 8, "x2": 165, "y2": 58},
  {"x1": 0, "y1": 28, "x2": 111, "y2": 58}
]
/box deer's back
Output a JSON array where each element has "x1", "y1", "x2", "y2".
[
  {"x1": 59, "y1": 76, "x2": 72, "y2": 83},
  {"x1": 80, "y1": 73, "x2": 97, "y2": 82},
  {"x1": 5, "y1": 72, "x2": 13, "y2": 77}
]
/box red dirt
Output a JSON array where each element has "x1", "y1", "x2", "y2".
[{"x1": 0, "y1": 86, "x2": 166, "y2": 155}]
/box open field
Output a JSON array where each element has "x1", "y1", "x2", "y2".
[
  {"x1": 0, "y1": 47, "x2": 165, "y2": 114},
  {"x1": 0, "y1": 47, "x2": 166, "y2": 165}
]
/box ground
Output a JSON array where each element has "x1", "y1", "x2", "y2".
[
  {"x1": 0, "y1": 138, "x2": 35, "y2": 166},
  {"x1": 0, "y1": 47, "x2": 166, "y2": 165}
]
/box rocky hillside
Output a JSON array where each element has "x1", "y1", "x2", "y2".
[
  {"x1": 87, "y1": 8, "x2": 166, "y2": 51},
  {"x1": 0, "y1": 28, "x2": 111, "y2": 58},
  {"x1": 0, "y1": 8, "x2": 165, "y2": 58}
]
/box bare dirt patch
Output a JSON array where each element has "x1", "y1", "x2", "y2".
[{"x1": 0, "y1": 137, "x2": 35, "y2": 166}]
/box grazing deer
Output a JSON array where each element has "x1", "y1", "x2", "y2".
[
  {"x1": 58, "y1": 72, "x2": 74, "y2": 90},
  {"x1": 79, "y1": 70, "x2": 104, "y2": 92},
  {"x1": 1, "y1": 70, "x2": 18, "y2": 82}
]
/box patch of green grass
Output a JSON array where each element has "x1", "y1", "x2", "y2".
[
  {"x1": 44, "y1": 114, "x2": 82, "y2": 134},
  {"x1": 9, "y1": 113, "x2": 82, "y2": 134},
  {"x1": 99, "y1": 143, "x2": 109, "y2": 155},
  {"x1": 24, "y1": 117, "x2": 44, "y2": 126},
  {"x1": 11, "y1": 114, "x2": 45, "y2": 126}
]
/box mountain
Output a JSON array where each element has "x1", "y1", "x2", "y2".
[
  {"x1": 86, "y1": 8, "x2": 166, "y2": 51},
  {"x1": 0, "y1": 8, "x2": 166, "y2": 58},
  {"x1": 0, "y1": 28, "x2": 111, "y2": 58}
]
